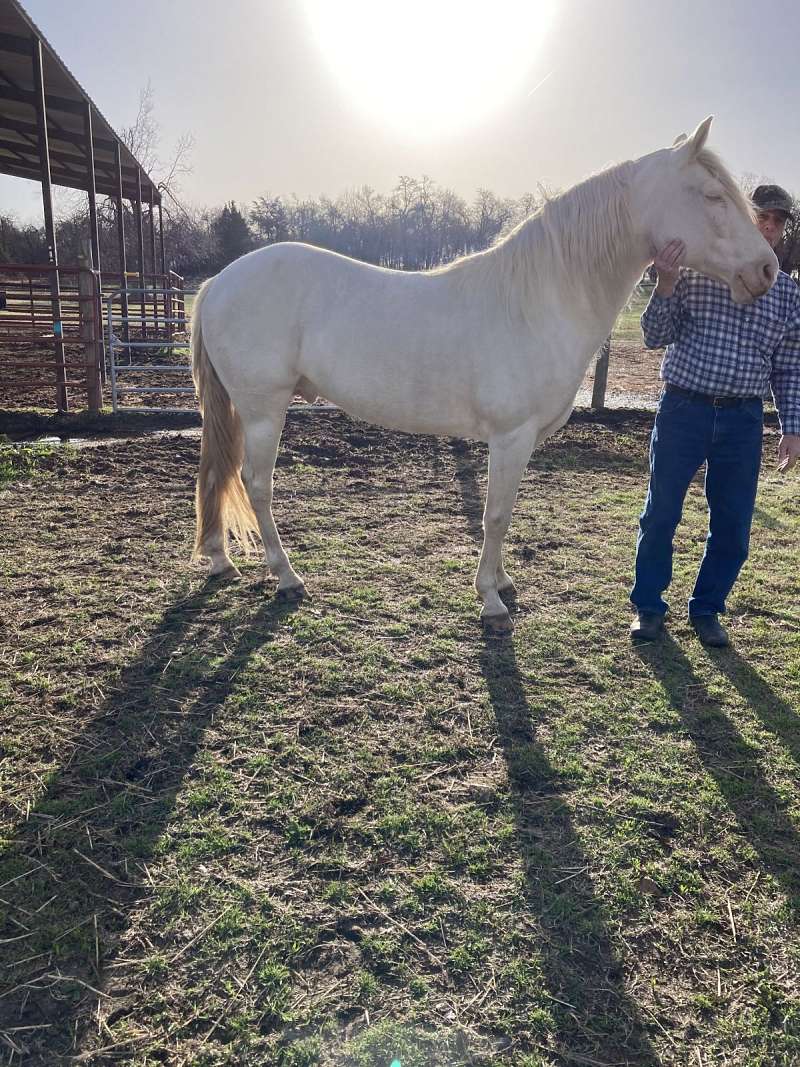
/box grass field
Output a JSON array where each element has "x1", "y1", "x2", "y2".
[
  {"x1": 1, "y1": 411, "x2": 799, "y2": 1066},
  {"x1": 612, "y1": 287, "x2": 652, "y2": 344}
]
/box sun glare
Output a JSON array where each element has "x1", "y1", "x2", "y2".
[{"x1": 302, "y1": 0, "x2": 559, "y2": 138}]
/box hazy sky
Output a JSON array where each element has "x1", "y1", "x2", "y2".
[{"x1": 1, "y1": 0, "x2": 798, "y2": 222}]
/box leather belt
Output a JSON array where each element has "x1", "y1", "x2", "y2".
[{"x1": 664, "y1": 383, "x2": 762, "y2": 408}]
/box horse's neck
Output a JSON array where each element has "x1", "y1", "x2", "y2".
[
  {"x1": 509, "y1": 163, "x2": 650, "y2": 345},
  {"x1": 579, "y1": 254, "x2": 648, "y2": 344}
]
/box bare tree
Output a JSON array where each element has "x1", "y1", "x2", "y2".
[
  {"x1": 251, "y1": 196, "x2": 290, "y2": 245},
  {"x1": 121, "y1": 81, "x2": 194, "y2": 201},
  {"x1": 778, "y1": 194, "x2": 800, "y2": 279}
]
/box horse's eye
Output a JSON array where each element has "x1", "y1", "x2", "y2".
[{"x1": 705, "y1": 194, "x2": 724, "y2": 204}]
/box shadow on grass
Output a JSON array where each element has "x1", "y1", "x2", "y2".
[
  {"x1": 635, "y1": 635, "x2": 800, "y2": 907},
  {"x1": 752, "y1": 504, "x2": 787, "y2": 532},
  {"x1": 536, "y1": 445, "x2": 650, "y2": 478},
  {"x1": 708, "y1": 646, "x2": 800, "y2": 770},
  {"x1": 452, "y1": 443, "x2": 658, "y2": 1063},
  {"x1": 478, "y1": 638, "x2": 658, "y2": 1064},
  {"x1": 0, "y1": 579, "x2": 298, "y2": 1063},
  {"x1": 449, "y1": 434, "x2": 648, "y2": 499},
  {"x1": 449, "y1": 439, "x2": 484, "y2": 543}
]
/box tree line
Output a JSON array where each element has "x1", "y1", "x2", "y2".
[
  {"x1": 0, "y1": 176, "x2": 546, "y2": 281},
  {"x1": 1, "y1": 176, "x2": 797, "y2": 284}
]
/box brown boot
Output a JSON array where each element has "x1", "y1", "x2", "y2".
[{"x1": 630, "y1": 611, "x2": 665, "y2": 642}]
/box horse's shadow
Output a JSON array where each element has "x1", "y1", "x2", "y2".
[
  {"x1": 0, "y1": 578, "x2": 298, "y2": 1061},
  {"x1": 452, "y1": 442, "x2": 659, "y2": 1062},
  {"x1": 478, "y1": 637, "x2": 659, "y2": 1064}
]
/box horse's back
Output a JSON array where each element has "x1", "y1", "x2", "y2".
[
  {"x1": 198, "y1": 241, "x2": 578, "y2": 440},
  {"x1": 201, "y1": 243, "x2": 490, "y2": 429},
  {"x1": 212, "y1": 241, "x2": 402, "y2": 301}
]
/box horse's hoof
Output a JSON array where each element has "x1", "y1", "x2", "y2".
[
  {"x1": 481, "y1": 612, "x2": 514, "y2": 637},
  {"x1": 208, "y1": 564, "x2": 241, "y2": 582},
  {"x1": 277, "y1": 583, "x2": 307, "y2": 602}
]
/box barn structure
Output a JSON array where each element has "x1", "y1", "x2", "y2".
[{"x1": 0, "y1": 0, "x2": 185, "y2": 413}]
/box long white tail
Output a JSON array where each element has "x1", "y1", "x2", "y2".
[{"x1": 191, "y1": 278, "x2": 259, "y2": 559}]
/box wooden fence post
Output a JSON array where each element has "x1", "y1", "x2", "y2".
[
  {"x1": 591, "y1": 336, "x2": 611, "y2": 411},
  {"x1": 79, "y1": 241, "x2": 102, "y2": 412}
]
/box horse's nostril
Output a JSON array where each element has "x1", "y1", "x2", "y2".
[{"x1": 763, "y1": 261, "x2": 775, "y2": 283}]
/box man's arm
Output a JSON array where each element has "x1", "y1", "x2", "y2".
[
  {"x1": 770, "y1": 298, "x2": 800, "y2": 472},
  {"x1": 641, "y1": 239, "x2": 687, "y2": 349}
]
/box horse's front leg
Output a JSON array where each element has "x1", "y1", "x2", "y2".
[{"x1": 475, "y1": 422, "x2": 537, "y2": 633}]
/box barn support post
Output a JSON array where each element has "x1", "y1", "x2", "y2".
[
  {"x1": 135, "y1": 167, "x2": 146, "y2": 332},
  {"x1": 158, "y1": 197, "x2": 170, "y2": 336},
  {"x1": 591, "y1": 336, "x2": 611, "y2": 411},
  {"x1": 113, "y1": 141, "x2": 129, "y2": 344},
  {"x1": 147, "y1": 185, "x2": 158, "y2": 329},
  {"x1": 158, "y1": 198, "x2": 166, "y2": 274},
  {"x1": 31, "y1": 34, "x2": 66, "y2": 410},
  {"x1": 82, "y1": 101, "x2": 101, "y2": 276},
  {"x1": 78, "y1": 240, "x2": 102, "y2": 411}
]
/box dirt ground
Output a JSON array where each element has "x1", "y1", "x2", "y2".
[{"x1": 584, "y1": 339, "x2": 664, "y2": 401}]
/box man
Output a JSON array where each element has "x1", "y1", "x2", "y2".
[{"x1": 630, "y1": 184, "x2": 800, "y2": 647}]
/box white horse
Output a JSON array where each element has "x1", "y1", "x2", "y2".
[{"x1": 191, "y1": 117, "x2": 777, "y2": 632}]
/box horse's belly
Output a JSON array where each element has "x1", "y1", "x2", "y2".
[{"x1": 311, "y1": 369, "x2": 484, "y2": 439}]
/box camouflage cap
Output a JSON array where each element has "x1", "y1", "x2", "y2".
[{"x1": 752, "y1": 184, "x2": 793, "y2": 218}]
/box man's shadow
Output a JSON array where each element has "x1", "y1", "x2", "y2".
[
  {"x1": 452, "y1": 442, "x2": 659, "y2": 1063},
  {"x1": 0, "y1": 577, "x2": 299, "y2": 1062},
  {"x1": 710, "y1": 645, "x2": 800, "y2": 769},
  {"x1": 635, "y1": 635, "x2": 800, "y2": 904}
]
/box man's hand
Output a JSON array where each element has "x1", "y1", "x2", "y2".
[
  {"x1": 652, "y1": 239, "x2": 686, "y2": 297},
  {"x1": 777, "y1": 434, "x2": 800, "y2": 473}
]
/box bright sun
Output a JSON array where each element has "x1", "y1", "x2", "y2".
[{"x1": 301, "y1": 0, "x2": 559, "y2": 139}]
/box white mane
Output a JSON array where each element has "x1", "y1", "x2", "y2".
[
  {"x1": 434, "y1": 161, "x2": 637, "y2": 314},
  {"x1": 433, "y1": 146, "x2": 753, "y2": 320}
]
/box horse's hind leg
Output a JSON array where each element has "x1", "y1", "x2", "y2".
[
  {"x1": 206, "y1": 532, "x2": 240, "y2": 580},
  {"x1": 240, "y1": 399, "x2": 306, "y2": 599}
]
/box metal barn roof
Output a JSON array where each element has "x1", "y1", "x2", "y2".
[{"x1": 0, "y1": 0, "x2": 158, "y2": 201}]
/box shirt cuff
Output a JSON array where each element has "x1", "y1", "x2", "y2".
[{"x1": 779, "y1": 414, "x2": 800, "y2": 436}]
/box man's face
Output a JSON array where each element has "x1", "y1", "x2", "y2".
[{"x1": 756, "y1": 209, "x2": 788, "y2": 249}]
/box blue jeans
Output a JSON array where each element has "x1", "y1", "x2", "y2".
[{"x1": 631, "y1": 389, "x2": 763, "y2": 618}]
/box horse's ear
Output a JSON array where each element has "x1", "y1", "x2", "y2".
[
  {"x1": 672, "y1": 133, "x2": 688, "y2": 146},
  {"x1": 685, "y1": 116, "x2": 713, "y2": 157}
]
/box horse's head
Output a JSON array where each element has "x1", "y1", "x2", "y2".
[{"x1": 633, "y1": 117, "x2": 778, "y2": 304}]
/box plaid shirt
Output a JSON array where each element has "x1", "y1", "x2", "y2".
[{"x1": 641, "y1": 269, "x2": 800, "y2": 435}]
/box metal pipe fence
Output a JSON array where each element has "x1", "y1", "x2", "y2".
[
  {"x1": 0, "y1": 262, "x2": 102, "y2": 411},
  {"x1": 0, "y1": 266, "x2": 186, "y2": 411},
  {"x1": 106, "y1": 286, "x2": 192, "y2": 413}
]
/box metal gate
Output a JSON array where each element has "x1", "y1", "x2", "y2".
[{"x1": 106, "y1": 285, "x2": 192, "y2": 413}]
